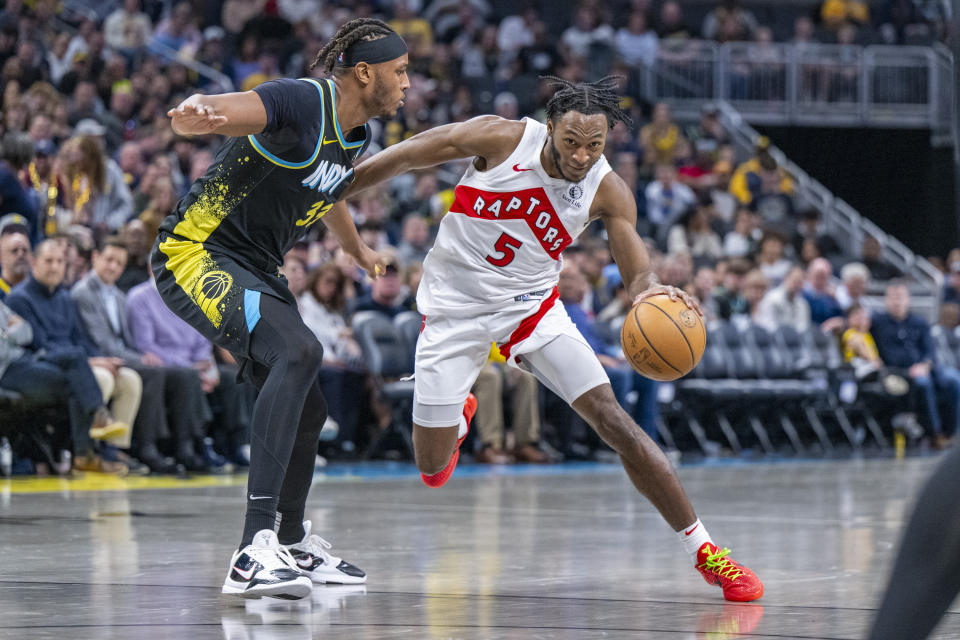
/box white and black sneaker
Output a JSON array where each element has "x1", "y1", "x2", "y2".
[
  {"x1": 222, "y1": 530, "x2": 313, "y2": 600},
  {"x1": 285, "y1": 520, "x2": 367, "y2": 584}
]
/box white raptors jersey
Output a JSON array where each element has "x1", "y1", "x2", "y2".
[{"x1": 417, "y1": 118, "x2": 612, "y2": 317}]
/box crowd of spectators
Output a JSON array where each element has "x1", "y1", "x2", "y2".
[{"x1": 0, "y1": 0, "x2": 954, "y2": 475}]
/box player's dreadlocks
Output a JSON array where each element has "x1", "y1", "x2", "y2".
[
  {"x1": 542, "y1": 76, "x2": 633, "y2": 129},
  {"x1": 310, "y1": 18, "x2": 397, "y2": 73}
]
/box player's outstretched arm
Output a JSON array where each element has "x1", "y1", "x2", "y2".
[
  {"x1": 596, "y1": 173, "x2": 702, "y2": 315},
  {"x1": 167, "y1": 92, "x2": 268, "y2": 137},
  {"x1": 345, "y1": 115, "x2": 525, "y2": 198}
]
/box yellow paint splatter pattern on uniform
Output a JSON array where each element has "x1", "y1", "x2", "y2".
[{"x1": 158, "y1": 168, "x2": 246, "y2": 328}]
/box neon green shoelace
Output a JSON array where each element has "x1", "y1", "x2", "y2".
[{"x1": 698, "y1": 546, "x2": 743, "y2": 581}]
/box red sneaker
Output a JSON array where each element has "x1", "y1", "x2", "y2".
[
  {"x1": 696, "y1": 542, "x2": 764, "y2": 602},
  {"x1": 421, "y1": 394, "x2": 477, "y2": 488}
]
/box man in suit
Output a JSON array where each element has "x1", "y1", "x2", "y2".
[
  {"x1": 0, "y1": 298, "x2": 125, "y2": 474},
  {"x1": 72, "y1": 236, "x2": 210, "y2": 472},
  {"x1": 5, "y1": 239, "x2": 134, "y2": 473}
]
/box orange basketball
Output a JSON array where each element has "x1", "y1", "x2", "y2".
[{"x1": 620, "y1": 294, "x2": 706, "y2": 381}]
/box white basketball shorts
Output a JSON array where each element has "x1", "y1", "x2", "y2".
[{"x1": 413, "y1": 287, "x2": 609, "y2": 427}]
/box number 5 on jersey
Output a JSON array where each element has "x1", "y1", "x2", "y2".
[{"x1": 486, "y1": 232, "x2": 523, "y2": 267}]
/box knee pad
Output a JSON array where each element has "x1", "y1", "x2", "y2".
[{"x1": 413, "y1": 400, "x2": 463, "y2": 428}]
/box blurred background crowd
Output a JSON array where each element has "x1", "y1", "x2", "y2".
[{"x1": 0, "y1": 0, "x2": 955, "y2": 476}]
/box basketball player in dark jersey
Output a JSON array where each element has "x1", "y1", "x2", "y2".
[
  {"x1": 153, "y1": 19, "x2": 407, "y2": 600},
  {"x1": 868, "y1": 445, "x2": 960, "y2": 639}
]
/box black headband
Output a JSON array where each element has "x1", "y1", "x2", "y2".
[{"x1": 335, "y1": 32, "x2": 408, "y2": 67}]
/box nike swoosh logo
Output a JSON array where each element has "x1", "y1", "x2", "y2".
[
  {"x1": 234, "y1": 565, "x2": 256, "y2": 580},
  {"x1": 512, "y1": 164, "x2": 532, "y2": 172},
  {"x1": 685, "y1": 524, "x2": 700, "y2": 536},
  {"x1": 249, "y1": 494, "x2": 272, "y2": 500},
  {"x1": 322, "y1": 138, "x2": 339, "y2": 146}
]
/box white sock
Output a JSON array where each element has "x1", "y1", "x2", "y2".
[
  {"x1": 677, "y1": 518, "x2": 713, "y2": 563},
  {"x1": 457, "y1": 415, "x2": 468, "y2": 439}
]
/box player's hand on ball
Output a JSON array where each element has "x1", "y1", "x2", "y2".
[
  {"x1": 167, "y1": 96, "x2": 228, "y2": 135},
  {"x1": 634, "y1": 285, "x2": 703, "y2": 317}
]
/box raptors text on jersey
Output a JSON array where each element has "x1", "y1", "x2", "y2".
[{"x1": 417, "y1": 118, "x2": 612, "y2": 317}]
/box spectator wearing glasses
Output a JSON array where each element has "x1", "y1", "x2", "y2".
[
  {"x1": 0, "y1": 218, "x2": 31, "y2": 300},
  {"x1": 5, "y1": 239, "x2": 137, "y2": 473}
]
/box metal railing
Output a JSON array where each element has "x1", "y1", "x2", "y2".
[
  {"x1": 146, "y1": 39, "x2": 235, "y2": 94},
  {"x1": 931, "y1": 43, "x2": 958, "y2": 148},
  {"x1": 644, "y1": 40, "x2": 955, "y2": 141},
  {"x1": 715, "y1": 101, "x2": 943, "y2": 319}
]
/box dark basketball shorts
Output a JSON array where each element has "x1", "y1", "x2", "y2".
[{"x1": 151, "y1": 234, "x2": 289, "y2": 359}]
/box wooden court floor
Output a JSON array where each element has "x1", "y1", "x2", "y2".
[{"x1": 0, "y1": 457, "x2": 956, "y2": 639}]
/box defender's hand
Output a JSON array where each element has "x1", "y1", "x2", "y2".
[
  {"x1": 167, "y1": 96, "x2": 228, "y2": 135},
  {"x1": 355, "y1": 245, "x2": 388, "y2": 279},
  {"x1": 633, "y1": 285, "x2": 703, "y2": 317}
]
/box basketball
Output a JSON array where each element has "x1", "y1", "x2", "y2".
[{"x1": 620, "y1": 294, "x2": 706, "y2": 381}]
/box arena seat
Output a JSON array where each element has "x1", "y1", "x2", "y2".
[
  {"x1": 393, "y1": 311, "x2": 422, "y2": 373},
  {"x1": 677, "y1": 321, "x2": 758, "y2": 454},
  {"x1": 774, "y1": 325, "x2": 835, "y2": 451},
  {"x1": 804, "y1": 327, "x2": 885, "y2": 448},
  {"x1": 931, "y1": 325, "x2": 958, "y2": 369},
  {"x1": 352, "y1": 311, "x2": 416, "y2": 458},
  {"x1": 0, "y1": 388, "x2": 67, "y2": 474},
  {"x1": 743, "y1": 323, "x2": 819, "y2": 453}
]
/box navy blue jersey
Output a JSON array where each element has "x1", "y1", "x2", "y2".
[{"x1": 158, "y1": 78, "x2": 370, "y2": 275}]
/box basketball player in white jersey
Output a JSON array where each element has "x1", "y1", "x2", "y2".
[{"x1": 347, "y1": 77, "x2": 763, "y2": 602}]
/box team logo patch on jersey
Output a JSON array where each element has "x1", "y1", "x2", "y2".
[{"x1": 561, "y1": 184, "x2": 584, "y2": 208}]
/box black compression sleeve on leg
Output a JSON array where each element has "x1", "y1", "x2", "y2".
[
  {"x1": 277, "y1": 379, "x2": 328, "y2": 545},
  {"x1": 868, "y1": 446, "x2": 960, "y2": 640},
  {"x1": 239, "y1": 294, "x2": 325, "y2": 549}
]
